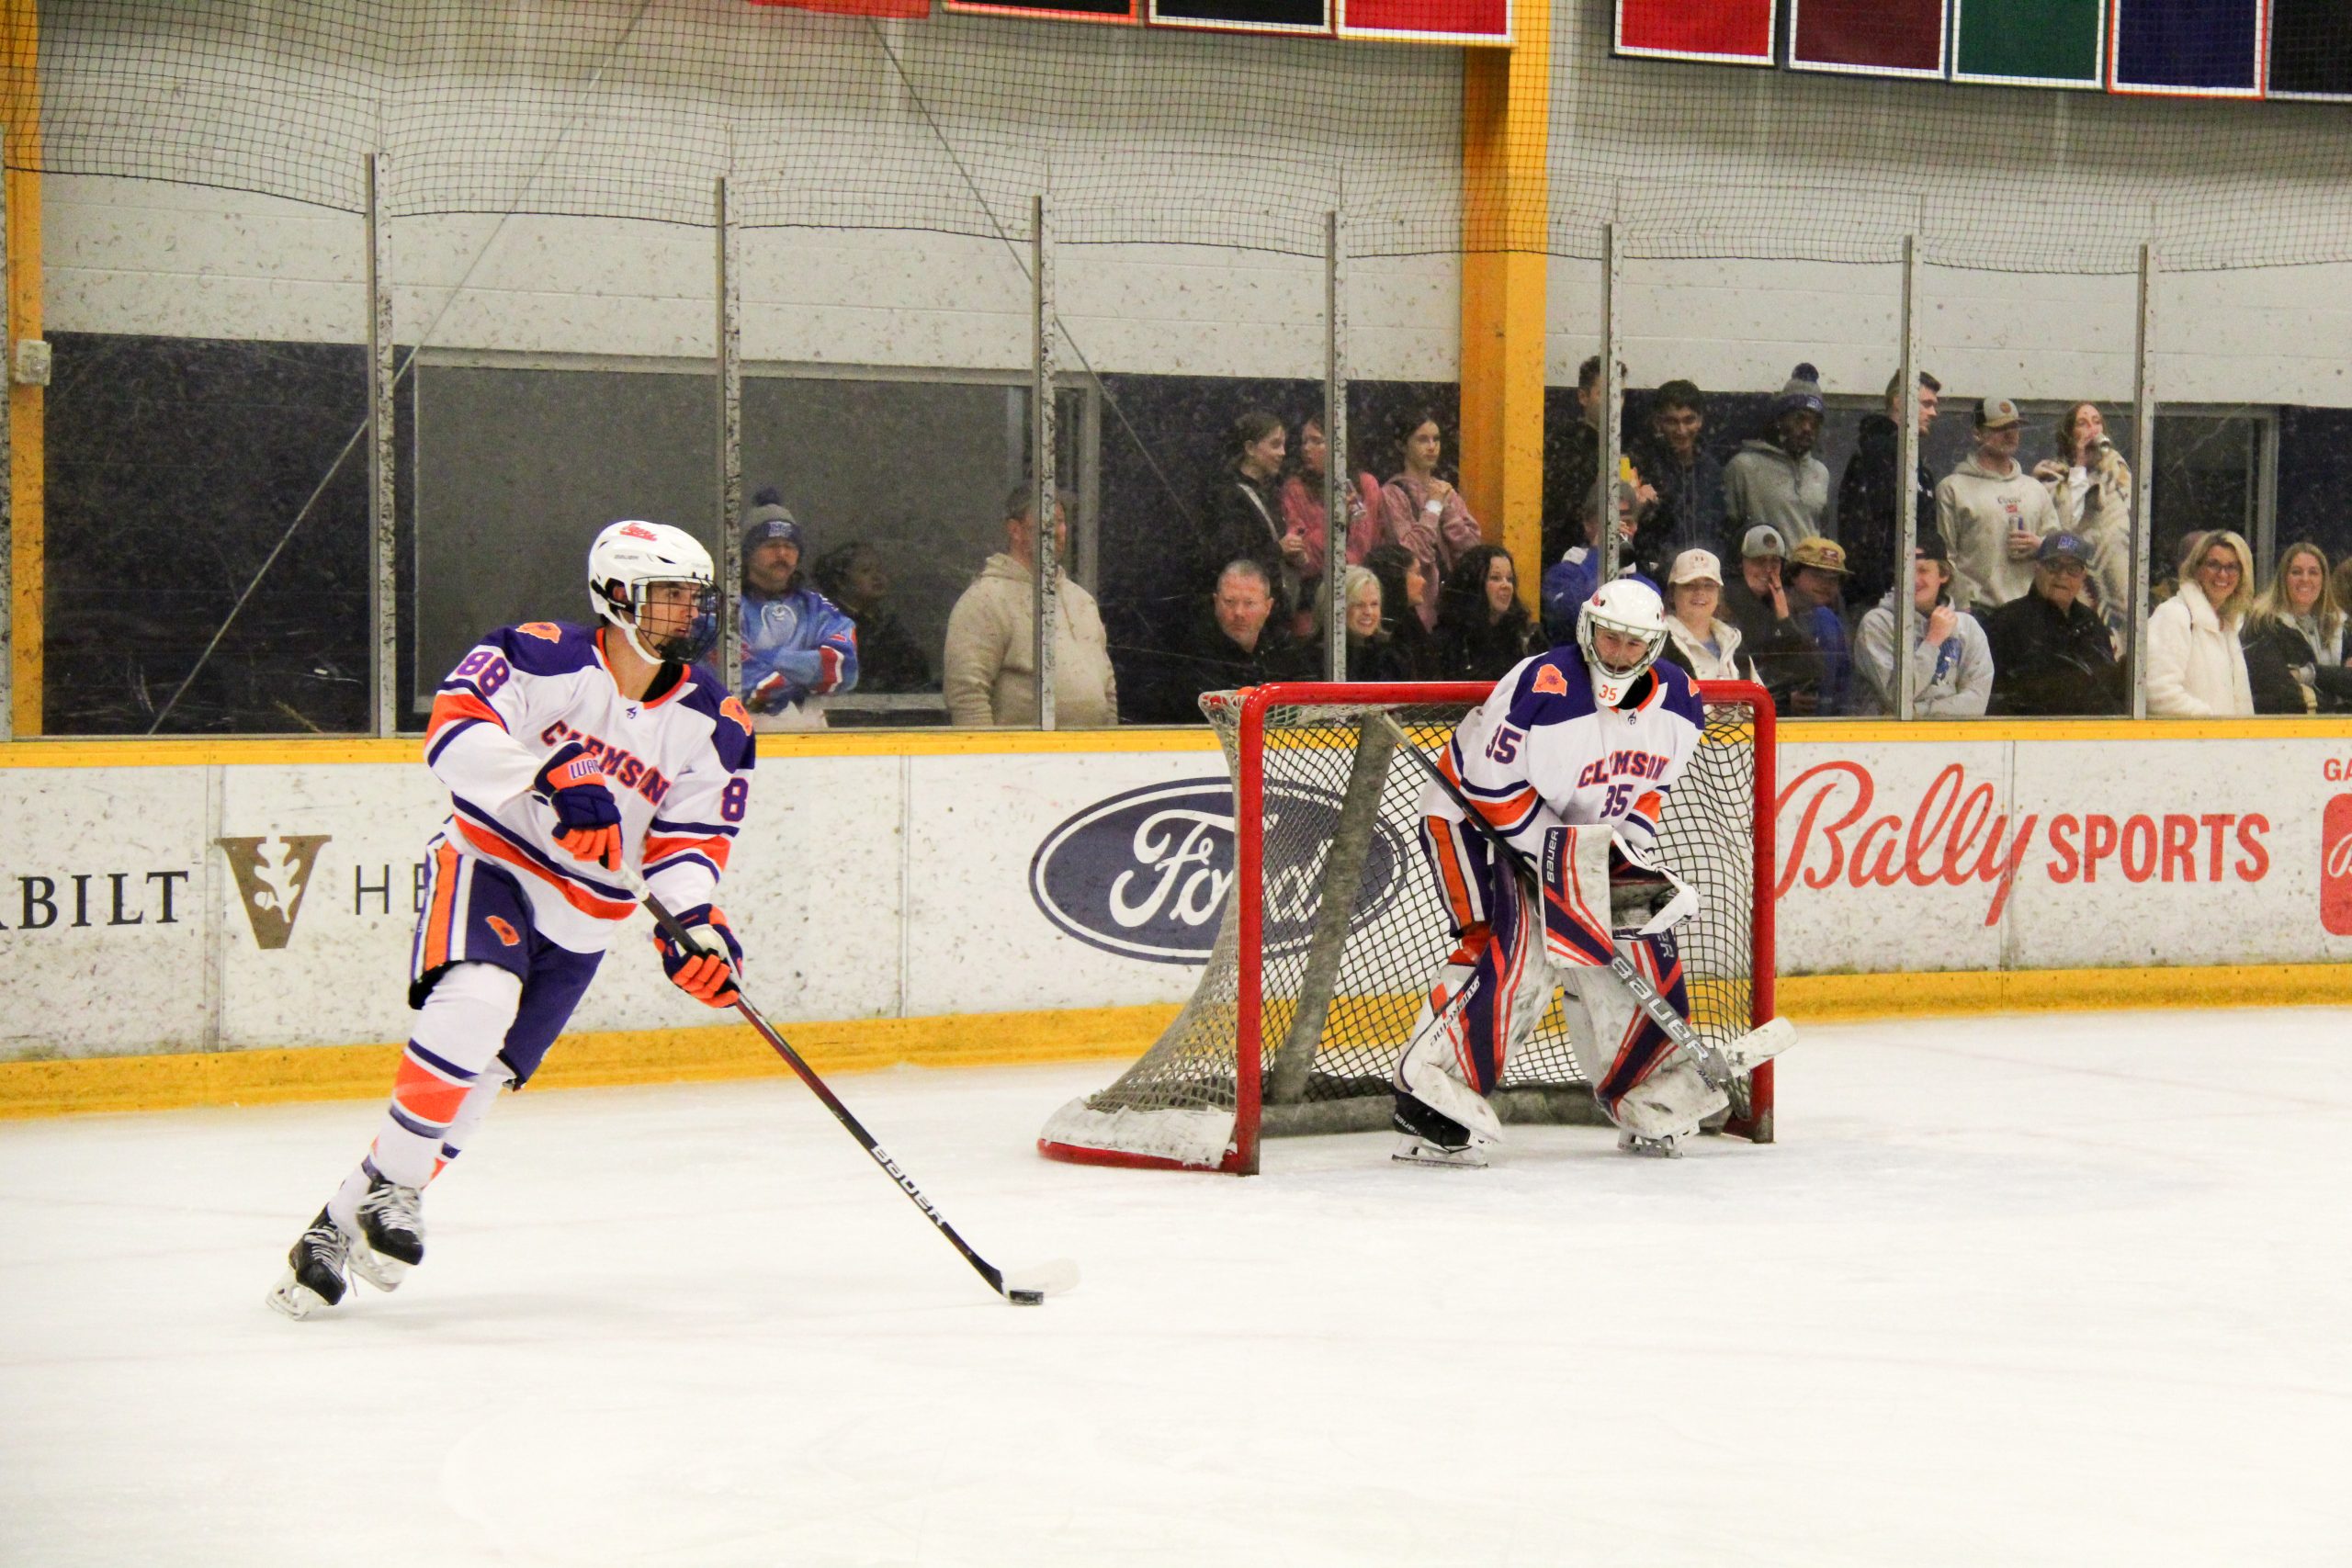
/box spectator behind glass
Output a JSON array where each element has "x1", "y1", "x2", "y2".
[
  {"x1": 1275, "y1": 414, "x2": 1382, "y2": 644},
  {"x1": 1433, "y1": 544, "x2": 1537, "y2": 682},
  {"x1": 1200, "y1": 411, "x2": 1293, "y2": 621},
  {"x1": 940, "y1": 484, "x2": 1117, "y2": 728},
  {"x1": 2332, "y1": 555, "x2": 2352, "y2": 626},
  {"x1": 1722, "y1": 362, "x2": 1832, "y2": 550},
  {"x1": 1543, "y1": 354, "x2": 1605, "y2": 569},
  {"x1": 1717, "y1": 525, "x2": 1817, "y2": 714},
  {"x1": 1364, "y1": 543, "x2": 1437, "y2": 679},
  {"x1": 2145, "y1": 530, "x2": 2256, "y2": 716},
  {"x1": 2031, "y1": 402, "x2": 2134, "y2": 641},
  {"x1": 1838, "y1": 368, "x2": 1941, "y2": 615},
  {"x1": 1338, "y1": 565, "x2": 1412, "y2": 682},
  {"x1": 2243, "y1": 541, "x2": 2352, "y2": 715},
  {"x1": 1380, "y1": 412, "x2": 1483, "y2": 634},
  {"x1": 1984, "y1": 532, "x2": 2125, "y2": 716},
  {"x1": 1628, "y1": 379, "x2": 1727, "y2": 584},
  {"x1": 1853, "y1": 537, "x2": 1992, "y2": 718},
  {"x1": 739, "y1": 491, "x2": 860, "y2": 732},
  {"x1": 1658, "y1": 548, "x2": 1754, "y2": 683},
  {"x1": 1538, "y1": 476, "x2": 1641, "y2": 646},
  {"x1": 1939, "y1": 396, "x2": 2060, "y2": 615},
  {"x1": 1780, "y1": 537, "x2": 1854, "y2": 716},
  {"x1": 810, "y1": 542, "x2": 929, "y2": 694},
  {"x1": 1148, "y1": 559, "x2": 1306, "y2": 722}
]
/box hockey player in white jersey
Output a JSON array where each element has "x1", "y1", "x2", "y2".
[
  {"x1": 1394, "y1": 577, "x2": 1751, "y2": 1165},
  {"x1": 269, "y1": 520, "x2": 758, "y2": 1318}
]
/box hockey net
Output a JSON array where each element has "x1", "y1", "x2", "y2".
[{"x1": 1039, "y1": 680, "x2": 1777, "y2": 1174}]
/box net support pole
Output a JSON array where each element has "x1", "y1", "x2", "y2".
[
  {"x1": 1323, "y1": 209, "x2": 1350, "y2": 682},
  {"x1": 1031, "y1": 195, "x2": 1059, "y2": 730},
  {"x1": 1265, "y1": 715, "x2": 1396, "y2": 1105},
  {"x1": 1894, "y1": 235, "x2": 1920, "y2": 723},
  {"x1": 715, "y1": 173, "x2": 743, "y2": 701},
  {"x1": 366, "y1": 153, "x2": 396, "y2": 737},
  {"x1": 1600, "y1": 221, "x2": 1623, "y2": 581},
  {"x1": 2128, "y1": 243, "x2": 2157, "y2": 721}
]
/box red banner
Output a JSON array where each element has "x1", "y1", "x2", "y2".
[
  {"x1": 1789, "y1": 0, "x2": 1948, "y2": 76},
  {"x1": 1340, "y1": 0, "x2": 1510, "y2": 44},
  {"x1": 1615, "y1": 0, "x2": 1774, "y2": 64},
  {"x1": 749, "y1": 0, "x2": 931, "y2": 17}
]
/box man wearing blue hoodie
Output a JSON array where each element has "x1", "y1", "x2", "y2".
[{"x1": 738, "y1": 489, "x2": 860, "y2": 732}]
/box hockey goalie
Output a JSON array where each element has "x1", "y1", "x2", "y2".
[{"x1": 1392, "y1": 578, "x2": 1793, "y2": 1167}]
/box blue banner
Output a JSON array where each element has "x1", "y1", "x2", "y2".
[{"x1": 2110, "y1": 0, "x2": 2267, "y2": 96}]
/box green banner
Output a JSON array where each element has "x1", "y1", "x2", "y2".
[{"x1": 1951, "y1": 0, "x2": 2104, "y2": 86}]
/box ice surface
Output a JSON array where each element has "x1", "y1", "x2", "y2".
[{"x1": 5, "y1": 1009, "x2": 2350, "y2": 1568}]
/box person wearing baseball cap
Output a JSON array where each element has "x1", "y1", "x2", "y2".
[
  {"x1": 1979, "y1": 530, "x2": 2125, "y2": 715},
  {"x1": 1936, "y1": 394, "x2": 2059, "y2": 617},
  {"x1": 1657, "y1": 547, "x2": 1755, "y2": 683},
  {"x1": 1722, "y1": 362, "x2": 1832, "y2": 550},
  {"x1": 1854, "y1": 536, "x2": 1993, "y2": 717},
  {"x1": 1717, "y1": 523, "x2": 1816, "y2": 712}
]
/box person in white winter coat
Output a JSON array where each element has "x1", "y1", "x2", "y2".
[
  {"x1": 1657, "y1": 548, "x2": 1753, "y2": 682},
  {"x1": 2145, "y1": 530, "x2": 2256, "y2": 717},
  {"x1": 1939, "y1": 396, "x2": 2059, "y2": 615},
  {"x1": 1853, "y1": 541, "x2": 1993, "y2": 717}
]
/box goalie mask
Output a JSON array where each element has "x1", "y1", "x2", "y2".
[
  {"x1": 1576, "y1": 578, "x2": 1668, "y2": 708},
  {"x1": 589, "y1": 520, "x2": 718, "y2": 666}
]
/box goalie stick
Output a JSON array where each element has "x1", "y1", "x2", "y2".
[
  {"x1": 1371, "y1": 713, "x2": 1792, "y2": 1109},
  {"x1": 632, "y1": 877, "x2": 1078, "y2": 1307}
]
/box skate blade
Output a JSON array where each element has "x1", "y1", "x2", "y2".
[
  {"x1": 266, "y1": 1270, "x2": 334, "y2": 1320},
  {"x1": 1393, "y1": 1139, "x2": 1488, "y2": 1169},
  {"x1": 1616, "y1": 1131, "x2": 1683, "y2": 1159},
  {"x1": 346, "y1": 1247, "x2": 411, "y2": 1293}
]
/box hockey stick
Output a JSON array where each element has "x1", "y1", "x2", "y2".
[
  {"x1": 632, "y1": 879, "x2": 1077, "y2": 1306},
  {"x1": 1371, "y1": 714, "x2": 1792, "y2": 1100}
]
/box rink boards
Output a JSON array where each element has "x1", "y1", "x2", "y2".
[{"x1": 3, "y1": 723, "x2": 2352, "y2": 1061}]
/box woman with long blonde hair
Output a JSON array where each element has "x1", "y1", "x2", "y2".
[
  {"x1": 2242, "y1": 541, "x2": 2352, "y2": 714},
  {"x1": 2144, "y1": 530, "x2": 2255, "y2": 716}
]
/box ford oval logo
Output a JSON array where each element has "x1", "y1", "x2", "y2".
[{"x1": 1029, "y1": 776, "x2": 1410, "y2": 964}]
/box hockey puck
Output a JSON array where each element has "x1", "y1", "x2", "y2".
[{"x1": 1008, "y1": 1289, "x2": 1046, "y2": 1305}]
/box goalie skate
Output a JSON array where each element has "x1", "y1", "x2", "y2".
[{"x1": 1391, "y1": 1094, "x2": 1490, "y2": 1169}]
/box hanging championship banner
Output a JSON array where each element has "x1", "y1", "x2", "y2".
[
  {"x1": 747, "y1": 0, "x2": 931, "y2": 17},
  {"x1": 943, "y1": 0, "x2": 1138, "y2": 23},
  {"x1": 1614, "y1": 0, "x2": 1774, "y2": 65},
  {"x1": 2267, "y1": 0, "x2": 2352, "y2": 100},
  {"x1": 2110, "y1": 0, "x2": 2268, "y2": 97},
  {"x1": 1339, "y1": 0, "x2": 1510, "y2": 45},
  {"x1": 1149, "y1": 0, "x2": 1330, "y2": 35},
  {"x1": 1951, "y1": 0, "x2": 2107, "y2": 87},
  {"x1": 1788, "y1": 0, "x2": 1949, "y2": 77}
]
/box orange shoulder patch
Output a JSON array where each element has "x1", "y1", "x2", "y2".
[
  {"x1": 1532, "y1": 664, "x2": 1569, "y2": 695},
  {"x1": 719, "y1": 695, "x2": 754, "y2": 736},
  {"x1": 485, "y1": 915, "x2": 522, "y2": 947},
  {"x1": 515, "y1": 622, "x2": 564, "y2": 642}
]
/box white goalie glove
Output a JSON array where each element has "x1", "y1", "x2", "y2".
[{"x1": 1607, "y1": 828, "x2": 1698, "y2": 937}]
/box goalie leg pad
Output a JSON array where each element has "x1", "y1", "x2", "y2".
[
  {"x1": 1390, "y1": 874, "x2": 1550, "y2": 1145},
  {"x1": 1555, "y1": 931, "x2": 1724, "y2": 1134}
]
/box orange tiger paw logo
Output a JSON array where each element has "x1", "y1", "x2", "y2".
[
  {"x1": 1532, "y1": 664, "x2": 1569, "y2": 695},
  {"x1": 719, "y1": 696, "x2": 754, "y2": 736},
  {"x1": 486, "y1": 915, "x2": 522, "y2": 947},
  {"x1": 515, "y1": 622, "x2": 564, "y2": 642}
]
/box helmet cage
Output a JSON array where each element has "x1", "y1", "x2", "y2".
[
  {"x1": 595, "y1": 574, "x2": 718, "y2": 666},
  {"x1": 1576, "y1": 585, "x2": 1668, "y2": 708}
]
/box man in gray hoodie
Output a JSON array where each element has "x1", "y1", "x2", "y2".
[
  {"x1": 1938, "y1": 396, "x2": 2059, "y2": 615},
  {"x1": 941, "y1": 484, "x2": 1118, "y2": 728},
  {"x1": 1721, "y1": 362, "x2": 1832, "y2": 551}
]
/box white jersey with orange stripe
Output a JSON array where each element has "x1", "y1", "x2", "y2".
[
  {"x1": 423, "y1": 620, "x2": 757, "y2": 953},
  {"x1": 1425, "y1": 646, "x2": 1705, "y2": 864}
]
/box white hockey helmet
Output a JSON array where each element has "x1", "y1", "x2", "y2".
[
  {"x1": 588, "y1": 520, "x2": 718, "y2": 665},
  {"x1": 1576, "y1": 577, "x2": 1668, "y2": 708}
]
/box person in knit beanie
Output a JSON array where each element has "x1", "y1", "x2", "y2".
[{"x1": 1721, "y1": 361, "x2": 1832, "y2": 553}]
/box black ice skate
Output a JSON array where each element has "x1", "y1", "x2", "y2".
[
  {"x1": 348, "y1": 1176, "x2": 425, "y2": 1292},
  {"x1": 1392, "y1": 1093, "x2": 1488, "y2": 1169},
  {"x1": 266, "y1": 1208, "x2": 352, "y2": 1320}
]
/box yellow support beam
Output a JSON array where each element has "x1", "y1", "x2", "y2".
[
  {"x1": 1459, "y1": 1, "x2": 1549, "y2": 607},
  {"x1": 3, "y1": 0, "x2": 38, "y2": 738}
]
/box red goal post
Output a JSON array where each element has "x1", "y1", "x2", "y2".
[{"x1": 1039, "y1": 678, "x2": 1778, "y2": 1174}]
